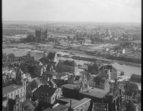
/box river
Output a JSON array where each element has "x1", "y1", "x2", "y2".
[{"x1": 3, "y1": 48, "x2": 141, "y2": 77}]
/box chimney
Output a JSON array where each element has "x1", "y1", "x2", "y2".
[{"x1": 69, "y1": 100, "x2": 72, "y2": 111}]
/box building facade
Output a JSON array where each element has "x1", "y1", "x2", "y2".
[
  {"x1": 3, "y1": 82, "x2": 26, "y2": 102},
  {"x1": 33, "y1": 84, "x2": 61, "y2": 105}
]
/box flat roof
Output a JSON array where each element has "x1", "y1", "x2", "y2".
[
  {"x1": 80, "y1": 87, "x2": 109, "y2": 98},
  {"x1": 3, "y1": 84, "x2": 23, "y2": 95}
]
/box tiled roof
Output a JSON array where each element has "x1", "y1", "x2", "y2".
[
  {"x1": 34, "y1": 85, "x2": 57, "y2": 97},
  {"x1": 3, "y1": 84, "x2": 23, "y2": 95}
]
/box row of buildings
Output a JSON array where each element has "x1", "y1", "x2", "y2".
[{"x1": 3, "y1": 51, "x2": 138, "y2": 111}]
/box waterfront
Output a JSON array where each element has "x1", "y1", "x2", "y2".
[{"x1": 3, "y1": 48, "x2": 141, "y2": 77}]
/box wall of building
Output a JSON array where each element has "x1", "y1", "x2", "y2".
[
  {"x1": 72, "y1": 100, "x2": 91, "y2": 111},
  {"x1": 6, "y1": 86, "x2": 26, "y2": 102}
]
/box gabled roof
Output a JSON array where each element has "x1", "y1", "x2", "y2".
[{"x1": 39, "y1": 58, "x2": 49, "y2": 64}]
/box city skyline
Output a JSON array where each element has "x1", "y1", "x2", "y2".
[{"x1": 3, "y1": 0, "x2": 141, "y2": 23}]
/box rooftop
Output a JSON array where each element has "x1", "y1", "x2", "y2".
[
  {"x1": 43, "y1": 104, "x2": 69, "y2": 111},
  {"x1": 63, "y1": 60, "x2": 76, "y2": 66},
  {"x1": 3, "y1": 84, "x2": 23, "y2": 95},
  {"x1": 70, "y1": 98, "x2": 91, "y2": 110},
  {"x1": 30, "y1": 78, "x2": 42, "y2": 89},
  {"x1": 22, "y1": 100, "x2": 35, "y2": 110},
  {"x1": 58, "y1": 97, "x2": 78, "y2": 105},
  {"x1": 34, "y1": 84, "x2": 57, "y2": 97},
  {"x1": 62, "y1": 84, "x2": 78, "y2": 90},
  {"x1": 80, "y1": 87, "x2": 109, "y2": 98},
  {"x1": 58, "y1": 97, "x2": 91, "y2": 110}
]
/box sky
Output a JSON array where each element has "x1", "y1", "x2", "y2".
[{"x1": 2, "y1": 0, "x2": 141, "y2": 23}]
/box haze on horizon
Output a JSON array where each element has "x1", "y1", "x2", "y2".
[{"x1": 2, "y1": 0, "x2": 141, "y2": 23}]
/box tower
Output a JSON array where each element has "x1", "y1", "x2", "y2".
[
  {"x1": 35, "y1": 29, "x2": 41, "y2": 42},
  {"x1": 15, "y1": 68, "x2": 22, "y2": 85}
]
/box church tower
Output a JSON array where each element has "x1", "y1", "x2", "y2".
[{"x1": 15, "y1": 67, "x2": 22, "y2": 85}]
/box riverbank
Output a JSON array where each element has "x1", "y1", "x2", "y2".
[
  {"x1": 3, "y1": 43, "x2": 141, "y2": 67},
  {"x1": 57, "y1": 54, "x2": 141, "y2": 67},
  {"x1": 55, "y1": 48, "x2": 141, "y2": 67}
]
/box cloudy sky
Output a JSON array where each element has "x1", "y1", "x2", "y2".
[{"x1": 2, "y1": 0, "x2": 141, "y2": 23}]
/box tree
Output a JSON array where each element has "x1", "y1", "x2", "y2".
[
  {"x1": 3, "y1": 53, "x2": 7, "y2": 59},
  {"x1": 124, "y1": 82, "x2": 139, "y2": 94},
  {"x1": 8, "y1": 53, "x2": 15, "y2": 59}
]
